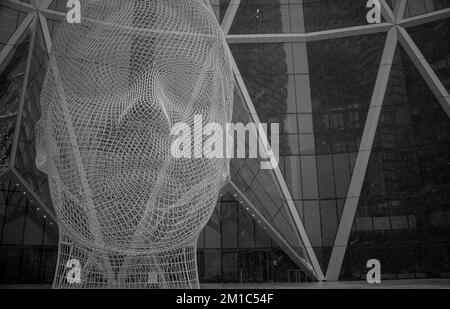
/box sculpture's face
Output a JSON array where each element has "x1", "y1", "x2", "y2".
[{"x1": 36, "y1": 0, "x2": 234, "y2": 252}]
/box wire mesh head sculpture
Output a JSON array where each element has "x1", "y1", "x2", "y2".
[{"x1": 36, "y1": 0, "x2": 234, "y2": 288}]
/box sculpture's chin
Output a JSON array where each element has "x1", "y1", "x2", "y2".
[{"x1": 53, "y1": 230, "x2": 201, "y2": 289}]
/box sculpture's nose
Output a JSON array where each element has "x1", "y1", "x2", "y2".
[{"x1": 118, "y1": 76, "x2": 173, "y2": 135}]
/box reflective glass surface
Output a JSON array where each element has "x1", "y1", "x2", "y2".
[
  {"x1": 0, "y1": 5, "x2": 27, "y2": 52},
  {"x1": 303, "y1": 0, "x2": 384, "y2": 32},
  {"x1": 14, "y1": 27, "x2": 53, "y2": 207},
  {"x1": 404, "y1": 0, "x2": 450, "y2": 18},
  {"x1": 197, "y1": 193, "x2": 313, "y2": 283},
  {"x1": 230, "y1": 0, "x2": 305, "y2": 34},
  {"x1": 408, "y1": 19, "x2": 450, "y2": 92},
  {"x1": 229, "y1": 85, "x2": 313, "y2": 271},
  {"x1": 341, "y1": 46, "x2": 450, "y2": 280},
  {"x1": 0, "y1": 180, "x2": 58, "y2": 284}
]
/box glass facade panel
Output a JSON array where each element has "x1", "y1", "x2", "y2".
[
  {"x1": 47, "y1": 0, "x2": 69, "y2": 12},
  {"x1": 22, "y1": 209, "x2": 44, "y2": 245},
  {"x1": 238, "y1": 203, "x2": 255, "y2": 248},
  {"x1": 341, "y1": 46, "x2": 450, "y2": 280},
  {"x1": 205, "y1": 203, "x2": 221, "y2": 248},
  {"x1": 0, "y1": 180, "x2": 58, "y2": 284},
  {"x1": 404, "y1": 0, "x2": 450, "y2": 18},
  {"x1": 13, "y1": 27, "x2": 53, "y2": 206},
  {"x1": 303, "y1": 0, "x2": 383, "y2": 32},
  {"x1": 306, "y1": 32, "x2": 386, "y2": 269},
  {"x1": 0, "y1": 29, "x2": 31, "y2": 170},
  {"x1": 198, "y1": 194, "x2": 311, "y2": 283},
  {"x1": 222, "y1": 201, "x2": 238, "y2": 248},
  {"x1": 230, "y1": 0, "x2": 385, "y2": 34},
  {"x1": 308, "y1": 33, "x2": 386, "y2": 155},
  {"x1": 230, "y1": 0, "x2": 304, "y2": 34},
  {"x1": 202, "y1": 250, "x2": 222, "y2": 282},
  {"x1": 0, "y1": 117, "x2": 16, "y2": 170},
  {"x1": 232, "y1": 33, "x2": 386, "y2": 270},
  {"x1": 0, "y1": 5, "x2": 27, "y2": 51},
  {"x1": 0, "y1": 14, "x2": 58, "y2": 283},
  {"x1": 255, "y1": 222, "x2": 272, "y2": 248},
  {"x1": 408, "y1": 19, "x2": 450, "y2": 93},
  {"x1": 229, "y1": 83, "x2": 312, "y2": 270},
  {"x1": 0, "y1": 33, "x2": 30, "y2": 113},
  {"x1": 210, "y1": 0, "x2": 231, "y2": 23},
  {"x1": 13, "y1": 28, "x2": 53, "y2": 206}
]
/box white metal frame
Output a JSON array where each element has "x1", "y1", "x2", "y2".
[{"x1": 1, "y1": 0, "x2": 449, "y2": 282}]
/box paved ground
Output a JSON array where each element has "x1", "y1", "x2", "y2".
[
  {"x1": 1, "y1": 279, "x2": 449, "y2": 289},
  {"x1": 201, "y1": 279, "x2": 450, "y2": 289}
]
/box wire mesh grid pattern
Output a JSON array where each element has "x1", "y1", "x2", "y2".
[{"x1": 34, "y1": 0, "x2": 234, "y2": 288}]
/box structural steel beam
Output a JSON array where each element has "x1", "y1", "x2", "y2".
[
  {"x1": 39, "y1": 12, "x2": 53, "y2": 53},
  {"x1": 221, "y1": 0, "x2": 241, "y2": 35},
  {"x1": 399, "y1": 8, "x2": 450, "y2": 28},
  {"x1": 395, "y1": 0, "x2": 407, "y2": 21},
  {"x1": 0, "y1": 13, "x2": 35, "y2": 69},
  {"x1": 11, "y1": 168, "x2": 57, "y2": 222},
  {"x1": 380, "y1": 0, "x2": 395, "y2": 24},
  {"x1": 226, "y1": 23, "x2": 393, "y2": 44},
  {"x1": 228, "y1": 45, "x2": 325, "y2": 281},
  {"x1": 1, "y1": 0, "x2": 35, "y2": 13},
  {"x1": 326, "y1": 28, "x2": 398, "y2": 281},
  {"x1": 397, "y1": 26, "x2": 450, "y2": 118}
]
